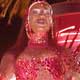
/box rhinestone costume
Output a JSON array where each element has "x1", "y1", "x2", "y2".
[{"x1": 16, "y1": 55, "x2": 63, "y2": 80}]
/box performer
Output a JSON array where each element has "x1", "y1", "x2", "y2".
[
  {"x1": 1, "y1": 1, "x2": 80, "y2": 80},
  {"x1": 16, "y1": 1, "x2": 64, "y2": 80}
]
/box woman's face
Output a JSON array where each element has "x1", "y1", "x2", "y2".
[{"x1": 28, "y1": 2, "x2": 53, "y2": 33}]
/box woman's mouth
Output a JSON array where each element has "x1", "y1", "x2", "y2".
[{"x1": 36, "y1": 19, "x2": 46, "y2": 25}]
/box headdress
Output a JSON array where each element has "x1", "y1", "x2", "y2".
[{"x1": 25, "y1": 1, "x2": 53, "y2": 39}]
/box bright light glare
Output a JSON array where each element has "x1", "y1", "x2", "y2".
[
  {"x1": 58, "y1": 26, "x2": 75, "y2": 33},
  {"x1": 58, "y1": 32, "x2": 80, "y2": 36},
  {"x1": 10, "y1": 74, "x2": 16, "y2": 80},
  {"x1": 58, "y1": 39, "x2": 80, "y2": 43}
]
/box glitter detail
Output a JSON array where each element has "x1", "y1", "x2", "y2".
[{"x1": 16, "y1": 57, "x2": 63, "y2": 80}]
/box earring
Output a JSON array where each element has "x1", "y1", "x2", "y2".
[
  {"x1": 51, "y1": 26, "x2": 54, "y2": 39},
  {"x1": 50, "y1": 17, "x2": 54, "y2": 39},
  {"x1": 25, "y1": 23, "x2": 32, "y2": 39}
]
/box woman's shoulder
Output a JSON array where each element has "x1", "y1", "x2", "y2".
[{"x1": 16, "y1": 48, "x2": 32, "y2": 61}]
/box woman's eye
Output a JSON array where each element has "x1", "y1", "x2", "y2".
[
  {"x1": 32, "y1": 9, "x2": 40, "y2": 15},
  {"x1": 32, "y1": 10, "x2": 38, "y2": 14},
  {"x1": 44, "y1": 10, "x2": 50, "y2": 15}
]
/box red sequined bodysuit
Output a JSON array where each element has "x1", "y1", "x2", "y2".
[
  {"x1": 16, "y1": 34, "x2": 64, "y2": 80},
  {"x1": 16, "y1": 55, "x2": 63, "y2": 80}
]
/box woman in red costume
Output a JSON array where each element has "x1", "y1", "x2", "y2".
[
  {"x1": 15, "y1": 1, "x2": 64, "y2": 80},
  {"x1": 0, "y1": 1, "x2": 80, "y2": 80}
]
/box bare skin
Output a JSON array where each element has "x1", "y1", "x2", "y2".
[{"x1": 0, "y1": 53, "x2": 16, "y2": 80}]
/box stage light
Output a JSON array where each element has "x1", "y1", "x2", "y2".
[{"x1": 58, "y1": 26, "x2": 75, "y2": 33}]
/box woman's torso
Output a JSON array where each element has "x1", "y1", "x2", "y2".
[{"x1": 16, "y1": 47, "x2": 64, "y2": 80}]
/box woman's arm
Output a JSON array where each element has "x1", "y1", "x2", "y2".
[{"x1": 0, "y1": 52, "x2": 16, "y2": 80}]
